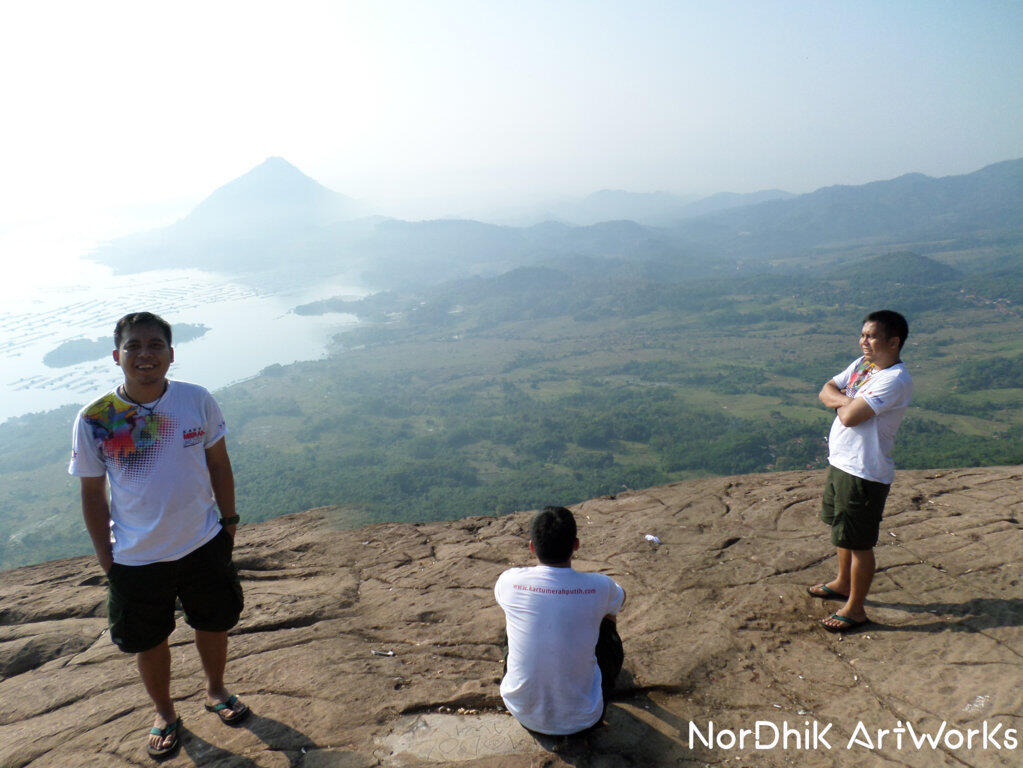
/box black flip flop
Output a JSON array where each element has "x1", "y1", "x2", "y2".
[
  {"x1": 205, "y1": 694, "x2": 249, "y2": 726},
  {"x1": 821, "y1": 613, "x2": 870, "y2": 633},
  {"x1": 807, "y1": 584, "x2": 849, "y2": 601},
  {"x1": 147, "y1": 717, "x2": 181, "y2": 761}
]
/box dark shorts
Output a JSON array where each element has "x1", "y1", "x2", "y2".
[
  {"x1": 107, "y1": 528, "x2": 243, "y2": 653},
  {"x1": 820, "y1": 465, "x2": 890, "y2": 550}
]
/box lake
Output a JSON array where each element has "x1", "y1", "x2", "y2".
[{"x1": 0, "y1": 260, "x2": 365, "y2": 424}]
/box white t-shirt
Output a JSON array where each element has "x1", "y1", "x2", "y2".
[
  {"x1": 69, "y1": 380, "x2": 227, "y2": 565},
  {"x1": 495, "y1": 565, "x2": 625, "y2": 735},
  {"x1": 827, "y1": 357, "x2": 913, "y2": 485}
]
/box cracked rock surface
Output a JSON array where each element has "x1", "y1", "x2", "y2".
[{"x1": 1, "y1": 467, "x2": 1022, "y2": 767}]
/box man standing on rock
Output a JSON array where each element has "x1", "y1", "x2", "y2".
[
  {"x1": 69, "y1": 312, "x2": 247, "y2": 760},
  {"x1": 809, "y1": 310, "x2": 913, "y2": 633},
  {"x1": 495, "y1": 506, "x2": 625, "y2": 736}
]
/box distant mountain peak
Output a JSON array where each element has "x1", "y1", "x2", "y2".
[
  {"x1": 177, "y1": 158, "x2": 364, "y2": 235},
  {"x1": 221, "y1": 156, "x2": 324, "y2": 192}
]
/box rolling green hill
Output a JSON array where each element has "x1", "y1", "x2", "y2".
[{"x1": 4, "y1": 248, "x2": 1023, "y2": 570}]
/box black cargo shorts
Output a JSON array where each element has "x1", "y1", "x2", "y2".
[{"x1": 107, "y1": 528, "x2": 243, "y2": 653}]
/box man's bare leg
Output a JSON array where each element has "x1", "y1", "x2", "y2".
[
  {"x1": 822, "y1": 548, "x2": 874, "y2": 628},
  {"x1": 822, "y1": 547, "x2": 852, "y2": 596},
  {"x1": 195, "y1": 629, "x2": 246, "y2": 720},
  {"x1": 137, "y1": 640, "x2": 177, "y2": 750}
]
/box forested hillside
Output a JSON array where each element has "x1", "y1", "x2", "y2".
[{"x1": 5, "y1": 243, "x2": 1023, "y2": 569}]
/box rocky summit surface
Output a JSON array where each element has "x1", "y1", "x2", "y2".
[{"x1": 1, "y1": 467, "x2": 1022, "y2": 768}]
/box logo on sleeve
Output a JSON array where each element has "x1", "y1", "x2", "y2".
[{"x1": 182, "y1": 427, "x2": 205, "y2": 447}]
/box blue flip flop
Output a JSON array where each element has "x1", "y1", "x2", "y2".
[
  {"x1": 807, "y1": 584, "x2": 849, "y2": 601},
  {"x1": 821, "y1": 613, "x2": 871, "y2": 633},
  {"x1": 205, "y1": 694, "x2": 249, "y2": 726},
  {"x1": 147, "y1": 716, "x2": 181, "y2": 761}
]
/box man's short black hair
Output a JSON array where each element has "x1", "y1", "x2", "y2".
[
  {"x1": 863, "y1": 310, "x2": 908, "y2": 350},
  {"x1": 114, "y1": 312, "x2": 172, "y2": 348},
  {"x1": 530, "y1": 506, "x2": 577, "y2": 564}
]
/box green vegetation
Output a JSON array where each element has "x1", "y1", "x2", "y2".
[
  {"x1": 5, "y1": 249, "x2": 1023, "y2": 570},
  {"x1": 227, "y1": 255, "x2": 1023, "y2": 533}
]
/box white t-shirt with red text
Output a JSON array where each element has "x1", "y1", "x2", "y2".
[
  {"x1": 495, "y1": 565, "x2": 625, "y2": 735},
  {"x1": 828, "y1": 357, "x2": 913, "y2": 485},
  {"x1": 69, "y1": 381, "x2": 227, "y2": 565}
]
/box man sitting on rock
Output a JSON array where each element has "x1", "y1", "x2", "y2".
[
  {"x1": 495, "y1": 506, "x2": 625, "y2": 736},
  {"x1": 809, "y1": 309, "x2": 913, "y2": 633}
]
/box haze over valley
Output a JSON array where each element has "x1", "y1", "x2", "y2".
[{"x1": 3, "y1": 153, "x2": 1023, "y2": 569}]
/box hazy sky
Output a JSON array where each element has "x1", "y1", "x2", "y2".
[{"x1": 2, "y1": 0, "x2": 1022, "y2": 282}]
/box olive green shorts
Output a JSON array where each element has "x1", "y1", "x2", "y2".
[
  {"x1": 107, "y1": 528, "x2": 243, "y2": 653},
  {"x1": 820, "y1": 465, "x2": 890, "y2": 550}
]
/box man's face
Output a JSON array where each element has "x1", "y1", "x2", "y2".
[
  {"x1": 859, "y1": 321, "x2": 899, "y2": 363},
  {"x1": 113, "y1": 324, "x2": 173, "y2": 389}
]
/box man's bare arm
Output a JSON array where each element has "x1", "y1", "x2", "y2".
[
  {"x1": 835, "y1": 397, "x2": 875, "y2": 427},
  {"x1": 205, "y1": 438, "x2": 237, "y2": 539},
  {"x1": 819, "y1": 380, "x2": 875, "y2": 427},
  {"x1": 819, "y1": 380, "x2": 851, "y2": 410},
  {"x1": 80, "y1": 476, "x2": 113, "y2": 573}
]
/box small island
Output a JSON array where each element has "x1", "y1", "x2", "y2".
[{"x1": 42, "y1": 323, "x2": 210, "y2": 368}]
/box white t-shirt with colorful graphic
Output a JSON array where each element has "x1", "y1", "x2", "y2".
[
  {"x1": 828, "y1": 357, "x2": 913, "y2": 485},
  {"x1": 69, "y1": 380, "x2": 227, "y2": 565},
  {"x1": 495, "y1": 565, "x2": 625, "y2": 735}
]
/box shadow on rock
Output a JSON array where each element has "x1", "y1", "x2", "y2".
[
  {"x1": 180, "y1": 726, "x2": 261, "y2": 768},
  {"x1": 527, "y1": 693, "x2": 706, "y2": 767},
  {"x1": 868, "y1": 597, "x2": 1023, "y2": 633},
  {"x1": 180, "y1": 710, "x2": 317, "y2": 767},
  {"x1": 242, "y1": 711, "x2": 318, "y2": 752}
]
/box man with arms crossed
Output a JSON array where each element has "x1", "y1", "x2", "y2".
[
  {"x1": 495, "y1": 506, "x2": 625, "y2": 736},
  {"x1": 69, "y1": 312, "x2": 246, "y2": 760},
  {"x1": 809, "y1": 310, "x2": 913, "y2": 633}
]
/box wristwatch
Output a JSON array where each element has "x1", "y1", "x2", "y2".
[{"x1": 220, "y1": 515, "x2": 241, "y2": 526}]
